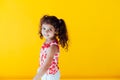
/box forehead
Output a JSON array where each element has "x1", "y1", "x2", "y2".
[{"x1": 42, "y1": 24, "x2": 55, "y2": 29}]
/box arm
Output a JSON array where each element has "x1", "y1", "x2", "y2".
[{"x1": 33, "y1": 45, "x2": 58, "y2": 80}]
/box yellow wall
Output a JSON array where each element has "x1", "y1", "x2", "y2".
[{"x1": 0, "y1": 0, "x2": 120, "y2": 79}]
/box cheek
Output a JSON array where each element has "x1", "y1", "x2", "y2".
[
  {"x1": 49, "y1": 32, "x2": 55, "y2": 36},
  {"x1": 41, "y1": 30, "x2": 44, "y2": 34}
]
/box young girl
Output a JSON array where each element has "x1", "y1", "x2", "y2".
[{"x1": 33, "y1": 15, "x2": 69, "y2": 80}]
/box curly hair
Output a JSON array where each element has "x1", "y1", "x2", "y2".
[{"x1": 39, "y1": 15, "x2": 69, "y2": 50}]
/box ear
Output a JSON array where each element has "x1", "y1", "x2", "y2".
[
  {"x1": 55, "y1": 29, "x2": 58, "y2": 36},
  {"x1": 55, "y1": 28, "x2": 59, "y2": 34},
  {"x1": 55, "y1": 31, "x2": 58, "y2": 35}
]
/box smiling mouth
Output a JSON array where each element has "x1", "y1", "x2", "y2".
[{"x1": 44, "y1": 34, "x2": 49, "y2": 37}]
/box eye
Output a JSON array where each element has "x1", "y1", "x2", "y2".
[
  {"x1": 42, "y1": 27, "x2": 46, "y2": 30},
  {"x1": 49, "y1": 29, "x2": 52, "y2": 31}
]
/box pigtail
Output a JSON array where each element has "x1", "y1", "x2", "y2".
[{"x1": 58, "y1": 19, "x2": 69, "y2": 50}]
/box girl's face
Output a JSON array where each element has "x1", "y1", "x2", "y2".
[{"x1": 41, "y1": 24, "x2": 56, "y2": 40}]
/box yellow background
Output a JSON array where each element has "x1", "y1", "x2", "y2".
[{"x1": 0, "y1": 0, "x2": 120, "y2": 79}]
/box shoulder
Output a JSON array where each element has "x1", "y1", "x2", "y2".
[
  {"x1": 45, "y1": 45, "x2": 58, "y2": 58},
  {"x1": 49, "y1": 44, "x2": 59, "y2": 53},
  {"x1": 50, "y1": 40, "x2": 58, "y2": 46}
]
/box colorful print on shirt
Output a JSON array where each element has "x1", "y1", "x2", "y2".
[{"x1": 40, "y1": 40, "x2": 59, "y2": 75}]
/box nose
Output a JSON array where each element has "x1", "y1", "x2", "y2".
[{"x1": 45, "y1": 29, "x2": 49, "y2": 33}]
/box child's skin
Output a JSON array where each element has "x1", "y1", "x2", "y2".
[{"x1": 33, "y1": 23, "x2": 59, "y2": 80}]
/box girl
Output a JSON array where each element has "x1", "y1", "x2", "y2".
[{"x1": 33, "y1": 15, "x2": 69, "y2": 80}]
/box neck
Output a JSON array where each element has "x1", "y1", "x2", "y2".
[{"x1": 45, "y1": 37, "x2": 56, "y2": 43}]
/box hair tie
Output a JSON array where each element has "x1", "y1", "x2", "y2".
[{"x1": 59, "y1": 19, "x2": 62, "y2": 24}]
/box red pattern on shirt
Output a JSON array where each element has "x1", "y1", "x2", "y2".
[{"x1": 40, "y1": 40, "x2": 59, "y2": 75}]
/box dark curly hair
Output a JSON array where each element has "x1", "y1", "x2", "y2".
[{"x1": 39, "y1": 15, "x2": 69, "y2": 50}]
